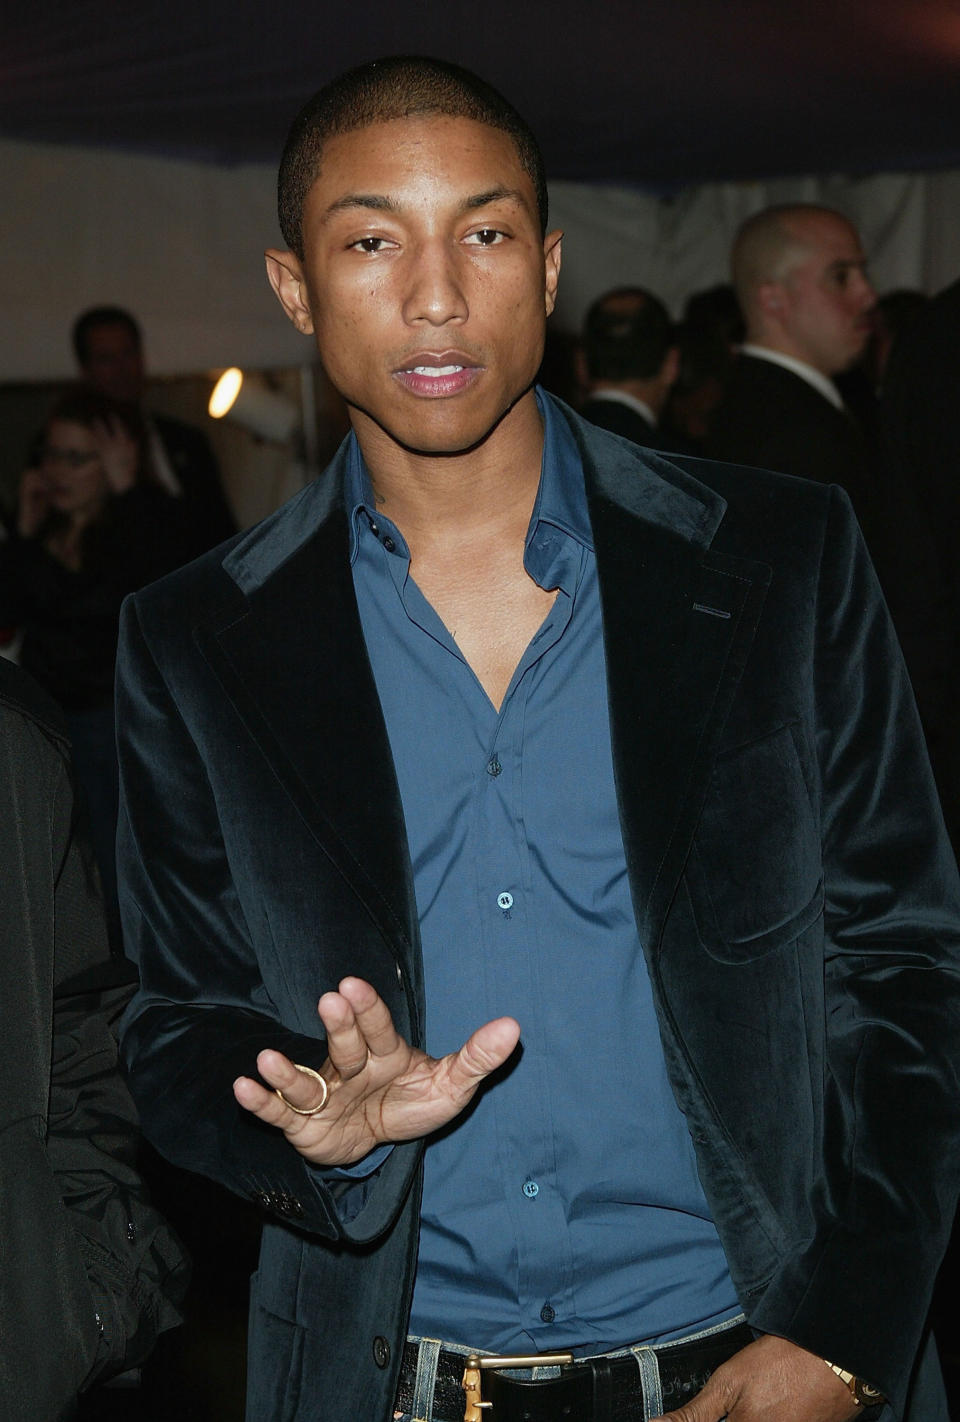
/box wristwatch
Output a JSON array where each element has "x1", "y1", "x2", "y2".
[{"x1": 823, "y1": 1358, "x2": 887, "y2": 1408}]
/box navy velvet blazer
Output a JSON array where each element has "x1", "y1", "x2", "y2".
[{"x1": 116, "y1": 401, "x2": 960, "y2": 1422}]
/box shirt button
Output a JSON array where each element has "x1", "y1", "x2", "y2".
[
  {"x1": 540, "y1": 1304, "x2": 556, "y2": 1324},
  {"x1": 372, "y1": 1335, "x2": 391, "y2": 1368},
  {"x1": 383, "y1": 536, "x2": 396, "y2": 553},
  {"x1": 497, "y1": 891, "x2": 514, "y2": 911},
  {"x1": 522, "y1": 1179, "x2": 539, "y2": 1198},
  {"x1": 486, "y1": 757, "x2": 502, "y2": 777},
  {"x1": 368, "y1": 519, "x2": 379, "y2": 536}
]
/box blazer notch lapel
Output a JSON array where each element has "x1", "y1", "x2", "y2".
[
  {"x1": 594, "y1": 490, "x2": 771, "y2": 950},
  {"x1": 197, "y1": 510, "x2": 418, "y2": 967}
]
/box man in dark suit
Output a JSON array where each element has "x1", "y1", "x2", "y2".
[
  {"x1": 579, "y1": 286, "x2": 684, "y2": 451},
  {"x1": 73, "y1": 306, "x2": 237, "y2": 555},
  {"x1": 0, "y1": 658, "x2": 188, "y2": 1421},
  {"x1": 116, "y1": 58, "x2": 960, "y2": 1422},
  {"x1": 708, "y1": 205, "x2": 876, "y2": 523}
]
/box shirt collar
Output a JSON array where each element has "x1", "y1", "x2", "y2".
[
  {"x1": 587, "y1": 387, "x2": 658, "y2": 428},
  {"x1": 739, "y1": 343, "x2": 845, "y2": 411},
  {"x1": 345, "y1": 387, "x2": 592, "y2": 563}
]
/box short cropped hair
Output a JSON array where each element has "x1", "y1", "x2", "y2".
[
  {"x1": 72, "y1": 307, "x2": 142, "y2": 367},
  {"x1": 582, "y1": 288, "x2": 674, "y2": 382},
  {"x1": 277, "y1": 56, "x2": 549, "y2": 259},
  {"x1": 731, "y1": 204, "x2": 852, "y2": 308}
]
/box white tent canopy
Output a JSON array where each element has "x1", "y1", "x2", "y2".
[{"x1": 4, "y1": 135, "x2": 960, "y2": 384}]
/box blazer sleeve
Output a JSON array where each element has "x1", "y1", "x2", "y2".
[
  {"x1": 749, "y1": 485, "x2": 960, "y2": 1413},
  {"x1": 115, "y1": 593, "x2": 421, "y2": 1245}
]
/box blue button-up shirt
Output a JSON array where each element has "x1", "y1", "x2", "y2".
[{"x1": 347, "y1": 391, "x2": 738, "y2": 1353}]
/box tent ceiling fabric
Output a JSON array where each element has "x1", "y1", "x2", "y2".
[{"x1": 4, "y1": 0, "x2": 960, "y2": 189}]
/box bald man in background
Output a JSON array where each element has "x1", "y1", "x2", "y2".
[{"x1": 708, "y1": 204, "x2": 876, "y2": 523}]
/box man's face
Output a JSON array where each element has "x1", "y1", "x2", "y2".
[
  {"x1": 80, "y1": 323, "x2": 146, "y2": 403},
  {"x1": 269, "y1": 115, "x2": 561, "y2": 457},
  {"x1": 774, "y1": 214, "x2": 876, "y2": 376}
]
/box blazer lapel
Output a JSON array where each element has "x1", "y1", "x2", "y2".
[
  {"x1": 575, "y1": 418, "x2": 772, "y2": 953},
  {"x1": 192, "y1": 410, "x2": 768, "y2": 983},
  {"x1": 194, "y1": 455, "x2": 419, "y2": 980}
]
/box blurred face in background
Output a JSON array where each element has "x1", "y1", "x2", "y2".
[
  {"x1": 773, "y1": 213, "x2": 876, "y2": 375},
  {"x1": 80, "y1": 322, "x2": 146, "y2": 404},
  {"x1": 41, "y1": 420, "x2": 109, "y2": 519}
]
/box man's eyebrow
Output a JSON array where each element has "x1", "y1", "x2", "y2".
[
  {"x1": 319, "y1": 185, "x2": 531, "y2": 225},
  {"x1": 460, "y1": 186, "x2": 530, "y2": 215},
  {"x1": 320, "y1": 193, "x2": 399, "y2": 223}
]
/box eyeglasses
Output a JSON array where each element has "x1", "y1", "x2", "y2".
[{"x1": 40, "y1": 446, "x2": 99, "y2": 468}]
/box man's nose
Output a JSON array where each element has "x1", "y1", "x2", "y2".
[{"x1": 402, "y1": 241, "x2": 469, "y2": 326}]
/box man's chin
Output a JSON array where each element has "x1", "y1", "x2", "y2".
[{"x1": 349, "y1": 387, "x2": 532, "y2": 459}]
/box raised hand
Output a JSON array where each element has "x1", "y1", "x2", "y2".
[
  {"x1": 232, "y1": 976, "x2": 521, "y2": 1166},
  {"x1": 91, "y1": 416, "x2": 139, "y2": 493},
  {"x1": 653, "y1": 1335, "x2": 862, "y2": 1422}
]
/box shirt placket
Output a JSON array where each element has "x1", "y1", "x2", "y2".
[{"x1": 475, "y1": 584, "x2": 578, "y2": 1341}]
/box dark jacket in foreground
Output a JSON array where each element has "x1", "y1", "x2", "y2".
[
  {"x1": 116, "y1": 402, "x2": 960, "y2": 1422},
  {"x1": 0, "y1": 660, "x2": 188, "y2": 1421}
]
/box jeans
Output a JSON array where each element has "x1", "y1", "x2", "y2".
[{"x1": 395, "y1": 1315, "x2": 746, "y2": 1422}]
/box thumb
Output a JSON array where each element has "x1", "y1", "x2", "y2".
[{"x1": 442, "y1": 1017, "x2": 521, "y2": 1100}]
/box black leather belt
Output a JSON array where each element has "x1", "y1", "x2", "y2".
[{"x1": 395, "y1": 1320, "x2": 753, "y2": 1422}]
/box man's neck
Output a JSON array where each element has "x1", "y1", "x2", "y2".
[{"x1": 351, "y1": 389, "x2": 545, "y2": 556}]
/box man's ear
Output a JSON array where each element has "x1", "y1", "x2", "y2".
[
  {"x1": 543, "y1": 230, "x2": 563, "y2": 317},
  {"x1": 265, "y1": 250, "x2": 315, "y2": 335},
  {"x1": 758, "y1": 281, "x2": 785, "y2": 319}
]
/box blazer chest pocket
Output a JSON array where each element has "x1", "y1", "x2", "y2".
[{"x1": 686, "y1": 723, "x2": 823, "y2": 961}]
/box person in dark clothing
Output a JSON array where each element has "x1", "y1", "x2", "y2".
[
  {"x1": 73, "y1": 305, "x2": 237, "y2": 557},
  {"x1": 880, "y1": 276, "x2": 960, "y2": 849},
  {"x1": 578, "y1": 287, "x2": 687, "y2": 451},
  {"x1": 0, "y1": 388, "x2": 196, "y2": 937},
  {"x1": 0, "y1": 656, "x2": 188, "y2": 1422},
  {"x1": 708, "y1": 204, "x2": 877, "y2": 521}
]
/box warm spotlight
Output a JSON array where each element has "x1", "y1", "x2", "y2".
[{"x1": 208, "y1": 369, "x2": 298, "y2": 443}]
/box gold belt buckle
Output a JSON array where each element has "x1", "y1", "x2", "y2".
[{"x1": 462, "y1": 1352, "x2": 575, "y2": 1421}]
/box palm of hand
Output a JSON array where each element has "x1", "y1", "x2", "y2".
[{"x1": 233, "y1": 976, "x2": 521, "y2": 1167}]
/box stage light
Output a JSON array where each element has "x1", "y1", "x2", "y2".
[{"x1": 208, "y1": 368, "x2": 299, "y2": 443}]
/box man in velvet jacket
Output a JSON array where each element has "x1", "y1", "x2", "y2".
[{"x1": 116, "y1": 58, "x2": 960, "y2": 1422}]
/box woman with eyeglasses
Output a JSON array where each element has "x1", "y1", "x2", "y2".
[{"x1": 0, "y1": 387, "x2": 195, "y2": 943}]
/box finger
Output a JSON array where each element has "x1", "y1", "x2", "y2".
[
  {"x1": 233, "y1": 1073, "x2": 298, "y2": 1127},
  {"x1": 254, "y1": 1049, "x2": 330, "y2": 1112},
  {"x1": 339, "y1": 976, "x2": 406, "y2": 1058},
  {"x1": 234, "y1": 1066, "x2": 332, "y2": 1137},
  {"x1": 316, "y1": 985, "x2": 380, "y2": 1079},
  {"x1": 318, "y1": 978, "x2": 406, "y2": 1078},
  {"x1": 651, "y1": 1375, "x2": 730, "y2": 1422},
  {"x1": 441, "y1": 1017, "x2": 521, "y2": 1102}
]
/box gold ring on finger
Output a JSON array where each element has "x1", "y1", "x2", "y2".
[{"x1": 275, "y1": 1063, "x2": 329, "y2": 1115}]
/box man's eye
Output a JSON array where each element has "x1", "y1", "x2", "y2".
[
  {"x1": 465, "y1": 229, "x2": 505, "y2": 246},
  {"x1": 351, "y1": 237, "x2": 390, "y2": 253}
]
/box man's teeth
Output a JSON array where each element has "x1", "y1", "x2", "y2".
[{"x1": 410, "y1": 365, "x2": 464, "y2": 376}]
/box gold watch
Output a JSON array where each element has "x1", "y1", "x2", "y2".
[{"x1": 823, "y1": 1358, "x2": 887, "y2": 1408}]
